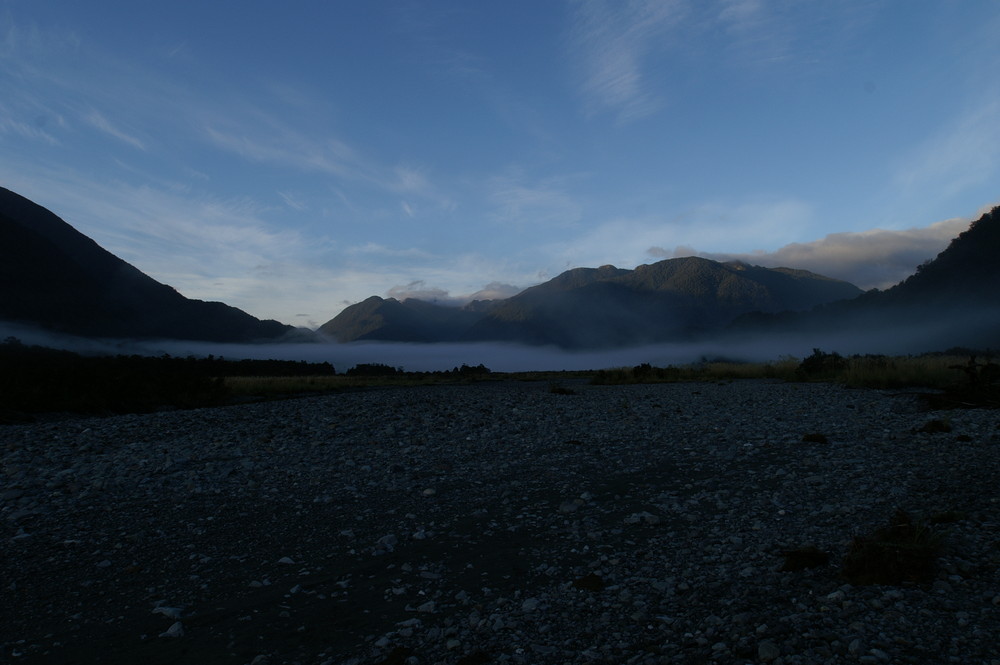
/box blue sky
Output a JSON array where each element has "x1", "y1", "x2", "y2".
[{"x1": 2, "y1": 1, "x2": 999, "y2": 327}]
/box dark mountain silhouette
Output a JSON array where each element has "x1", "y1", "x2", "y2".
[
  {"x1": 0, "y1": 186, "x2": 294, "y2": 342},
  {"x1": 322, "y1": 257, "x2": 862, "y2": 348},
  {"x1": 464, "y1": 258, "x2": 862, "y2": 348},
  {"x1": 875, "y1": 205, "x2": 1000, "y2": 304},
  {"x1": 318, "y1": 295, "x2": 490, "y2": 342},
  {"x1": 731, "y1": 206, "x2": 1000, "y2": 349}
]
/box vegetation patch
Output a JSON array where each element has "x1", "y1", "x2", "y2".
[
  {"x1": 780, "y1": 546, "x2": 830, "y2": 571},
  {"x1": 921, "y1": 355, "x2": 1000, "y2": 409},
  {"x1": 916, "y1": 419, "x2": 952, "y2": 434},
  {"x1": 0, "y1": 338, "x2": 233, "y2": 417},
  {"x1": 841, "y1": 510, "x2": 942, "y2": 585},
  {"x1": 796, "y1": 348, "x2": 848, "y2": 379},
  {"x1": 572, "y1": 572, "x2": 606, "y2": 591},
  {"x1": 590, "y1": 359, "x2": 799, "y2": 385}
]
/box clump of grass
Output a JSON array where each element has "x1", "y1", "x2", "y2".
[
  {"x1": 801, "y1": 433, "x2": 829, "y2": 444},
  {"x1": 223, "y1": 373, "x2": 460, "y2": 396},
  {"x1": 572, "y1": 572, "x2": 606, "y2": 591},
  {"x1": 922, "y1": 355, "x2": 1000, "y2": 409},
  {"x1": 916, "y1": 418, "x2": 952, "y2": 433},
  {"x1": 841, "y1": 510, "x2": 942, "y2": 585},
  {"x1": 223, "y1": 375, "x2": 346, "y2": 397},
  {"x1": 548, "y1": 383, "x2": 577, "y2": 395},
  {"x1": 796, "y1": 348, "x2": 848, "y2": 380},
  {"x1": 590, "y1": 358, "x2": 799, "y2": 385},
  {"x1": 793, "y1": 349, "x2": 999, "y2": 399},
  {"x1": 839, "y1": 354, "x2": 967, "y2": 390},
  {"x1": 927, "y1": 510, "x2": 966, "y2": 525},
  {"x1": 780, "y1": 545, "x2": 830, "y2": 571}
]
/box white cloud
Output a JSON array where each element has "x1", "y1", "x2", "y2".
[
  {"x1": 649, "y1": 216, "x2": 972, "y2": 289},
  {"x1": 716, "y1": 0, "x2": 794, "y2": 66},
  {"x1": 894, "y1": 96, "x2": 1000, "y2": 200},
  {"x1": 277, "y1": 191, "x2": 307, "y2": 211},
  {"x1": 568, "y1": 0, "x2": 685, "y2": 122},
  {"x1": 0, "y1": 109, "x2": 59, "y2": 145},
  {"x1": 467, "y1": 282, "x2": 522, "y2": 301},
  {"x1": 203, "y1": 112, "x2": 456, "y2": 214},
  {"x1": 385, "y1": 280, "x2": 522, "y2": 306},
  {"x1": 0, "y1": 165, "x2": 335, "y2": 323},
  {"x1": 394, "y1": 165, "x2": 430, "y2": 193},
  {"x1": 84, "y1": 108, "x2": 145, "y2": 150},
  {"x1": 714, "y1": 1, "x2": 878, "y2": 72},
  {"x1": 386, "y1": 280, "x2": 451, "y2": 303},
  {"x1": 542, "y1": 198, "x2": 813, "y2": 270},
  {"x1": 203, "y1": 124, "x2": 359, "y2": 180},
  {"x1": 487, "y1": 172, "x2": 582, "y2": 227},
  {"x1": 345, "y1": 242, "x2": 433, "y2": 259}
]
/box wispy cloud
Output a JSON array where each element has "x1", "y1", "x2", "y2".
[
  {"x1": 385, "y1": 279, "x2": 522, "y2": 306},
  {"x1": 277, "y1": 190, "x2": 307, "y2": 211},
  {"x1": 84, "y1": 108, "x2": 146, "y2": 150},
  {"x1": 487, "y1": 172, "x2": 582, "y2": 227},
  {"x1": 345, "y1": 242, "x2": 434, "y2": 259},
  {"x1": 544, "y1": 198, "x2": 813, "y2": 270},
  {"x1": 893, "y1": 96, "x2": 1000, "y2": 201},
  {"x1": 203, "y1": 108, "x2": 456, "y2": 214},
  {"x1": 203, "y1": 123, "x2": 359, "y2": 180},
  {"x1": 0, "y1": 102, "x2": 60, "y2": 145},
  {"x1": 568, "y1": 0, "x2": 685, "y2": 122},
  {"x1": 650, "y1": 216, "x2": 972, "y2": 290},
  {"x1": 714, "y1": 1, "x2": 877, "y2": 72},
  {"x1": 0, "y1": 162, "x2": 337, "y2": 322},
  {"x1": 716, "y1": 0, "x2": 794, "y2": 66}
]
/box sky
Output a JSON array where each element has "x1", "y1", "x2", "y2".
[{"x1": 2, "y1": 1, "x2": 999, "y2": 329}]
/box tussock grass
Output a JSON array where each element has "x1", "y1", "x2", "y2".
[
  {"x1": 841, "y1": 510, "x2": 943, "y2": 585},
  {"x1": 839, "y1": 355, "x2": 965, "y2": 390},
  {"x1": 222, "y1": 373, "x2": 470, "y2": 396},
  {"x1": 591, "y1": 352, "x2": 985, "y2": 392},
  {"x1": 591, "y1": 358, "x2": 800, "y2": 385},
  {"x1": 223, "y1": 375, "x2": 344, "y2": 396}
]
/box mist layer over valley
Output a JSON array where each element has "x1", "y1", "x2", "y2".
[{"x1": 2, "y1": 186, "x2": 999, "y2": 372}]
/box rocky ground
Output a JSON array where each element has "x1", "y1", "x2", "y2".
[{"x1": 1, "y1": 379, "x2": 999, "y2": 665}]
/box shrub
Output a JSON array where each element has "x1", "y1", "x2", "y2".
[
  {"x1": 345, "y1": 363, "x2": 402, "y2": 377},
  {"x1": 841, "y1": 510, "x2": 942, "y2": 585},
  {"x1": 796, "y1": 349, "x2": 847, "y2": 379}
]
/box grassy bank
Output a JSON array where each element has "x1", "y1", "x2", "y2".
[
  {"x1": 589, "y1": 350, "x2": 999, "y2": 408},
  {"x1": 2, "y1": 335, "x2": 996, "y2": 421}
]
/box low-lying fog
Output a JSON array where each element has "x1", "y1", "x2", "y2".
[{"x1": 4, "y1": 312, "x2": 996, "y2": 373}]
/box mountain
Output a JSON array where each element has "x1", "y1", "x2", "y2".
[
  {"x1": 731, "y1": 206, "x2": 1000, "y2": 349},
  {"x1": 322, "y1": 257, "x2": 862, "y2": 348},
  {"x1": 318, "y1": 295, "x2": 489, "y2": 342},
  {"x1": 874, "y1": 205, "x2": 1000, "y2": 304},
  {"x1": 0, "y1": 186, "x2": 294, "y2": 342},
  {"x1": 464, "y1": 258, "x2": 862, "y2": 348}
]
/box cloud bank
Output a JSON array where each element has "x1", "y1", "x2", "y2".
[
  {"x1": 386, "y1": 280, "x2": 522, "y2": 306},
  {"x1": 649, "y1": 217, "x2": 973, "y2": 290}
]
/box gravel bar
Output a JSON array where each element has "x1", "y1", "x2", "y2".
[{"x1": 2, "y1": 379, "x2": 999, "y2": 665}]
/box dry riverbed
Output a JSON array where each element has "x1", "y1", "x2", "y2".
[{"x1": 2, "y1": 379, "x2": 999, "y2": 665}]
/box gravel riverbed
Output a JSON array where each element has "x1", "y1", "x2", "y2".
[{"x1": 2, "y1": 379, "x2": 999, "y2": 665}]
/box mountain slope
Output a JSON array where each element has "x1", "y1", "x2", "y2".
[
  {"x1": 0, "y1": 186, "x2": 294, "y2": 342},
  {"x1": 321, "y1": 257, "x2": 862, "y2": 349},
  {"x1": 877, "y1": 206, "x2": 1000, "y2": 304},
  {"x1": 318, "y1": 296, "x2": 487, "y2": 342},
  {"x1": 463, "y1": 257, "x2": 862, "y2": 348},
  {"x1": 731, "y1": 206, "x2": 1000, "y2": 350}
]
